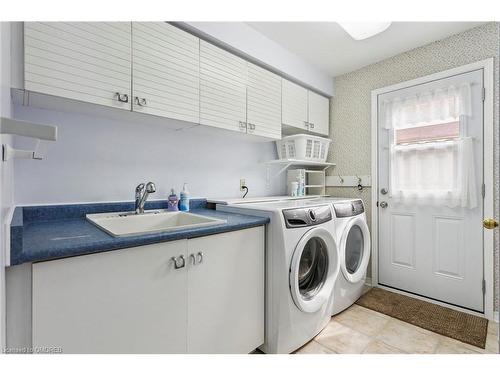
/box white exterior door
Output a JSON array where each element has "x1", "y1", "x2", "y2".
[{"x1": 377, "y1": 69, "x2": 484, "y2": 312}]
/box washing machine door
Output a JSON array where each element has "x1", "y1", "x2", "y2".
[
  {"x1": 289, "y1": 227, "x2": 338, "y2": 313},
  {"x1": 340, "y1": 216, "x2": 371, "y2": 283}
]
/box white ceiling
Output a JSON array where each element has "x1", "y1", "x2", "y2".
[{"x1": 246, "y1": 22, "x2": 486, "y2": 77}]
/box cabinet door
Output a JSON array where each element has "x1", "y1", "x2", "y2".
[
  {"x1": 24, "y1": 22, "x2": 132, "y2": 110},
  {"x1": 246, "y1": 63, "x2": 282, "y2": 140},
  {"x1": 308, "y1": 91, "x2": 330, "y2": 136},
  {"x1": 282, "y1": 79, "x2": 308, "y2": 130},
  {"x1": 199, "y1": 41, "x2": 247, "y2": 133},
  {"x1": 32, "y1": 241, "x2": 188, "y2": 353},
  {"x1": 187, "y1": 227, "x2": 265, "y2": 353},
  {"x1": 132, "y1": 22, "x2": 200, "y2": 123}
]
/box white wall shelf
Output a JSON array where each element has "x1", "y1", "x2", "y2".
[
  {"x1": 0, "y1": 117, "x2": 58, "y2": 161},
  {"x1": 264, "y1": 158, "x2": 335, "y2": 176}
]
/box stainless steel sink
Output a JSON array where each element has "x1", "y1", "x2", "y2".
[{"x1": 86, "y1": 210, "x2": 227, "y2": 237}]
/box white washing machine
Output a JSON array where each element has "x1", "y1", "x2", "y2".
[
  {"x1": 326, "y1": 199, "x2": 371, "y2": 315},
  {"x1": 218, "y1": 200, "x2": 339, "y2": 354}
]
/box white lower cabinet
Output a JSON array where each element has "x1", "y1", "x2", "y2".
[
  {"x1": 187, "y1": 227, "x2": 265, "y2": 353},
  {"x1": 32, "y1": 227, "x2": 264, "y2": 354},
  {"x1": 32, "y1": 240, "x2": 188, "y2": 354}
]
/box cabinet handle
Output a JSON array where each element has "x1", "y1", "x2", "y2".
[
  {"x1": 239, "y1": 121, "x2": 247, "y2": 130},
  {"x1": 248, "y1": 123, "x2": 256, "y2": 130},
  {"x1": 304, "y1": 121, "x2": 309, "y2": 129},
  {"x1": 309, "y1": 123, "x2": 315, "y2": 129},
  {"x1": 116, "y1": 92, "x2": 129, "y2": 103},
  {"x1": 135, "y1": 97, "x2": 147, "y2": 107},
  {"x1": 172, "y1": 255, "x2": 186, "y2": 269},
  {"x1": 197, "y1": 252, "x2": 204, "y2": 264},
  {"x1": 190, "y1": 253, "x2": 197, "y2": 265}
]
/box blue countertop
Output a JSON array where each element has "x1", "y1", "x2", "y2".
[{"x1": 9, "y1": 199, "x2": 269, "y2": 266}]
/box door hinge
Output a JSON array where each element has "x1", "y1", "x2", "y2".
[
  {"x1": 482, "y1": 183, "x2": 485, "y2": 198},
  {"x1": 482, "y1": 87, "x2": 486, "y2": 102},
  {"x1": 482, "y1": 279, "x2": 486, "y2": 295}
]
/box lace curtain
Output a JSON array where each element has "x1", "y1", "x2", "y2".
[
  {"x1": 381, "y1": 82, "x2": 477, "y2": 209},
  {"x1": 381, "y1": 83, "x2": 472, "y2": 129}
]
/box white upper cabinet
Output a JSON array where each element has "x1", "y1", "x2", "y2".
[
  {"x1": 199, "y1": 41, "x2": 248, "y2": 133},
  {"x1": 132, "y1": 23, "x2": 200, "y2": 123},
  {"x1": 282, "y1": 79, "x2": 308, "y2": 131},
  {"x1": 246, "y1": 63, "x2": 282, "y2": 140},
  {"x1": 282, "y1": 78, "x2": 329, "y2": 136},
  {"x1": 307, "y1": 91, "x2": 330, "y2": 136},
  {"x1": 24, "y1": 22, "x2": 132, "y2": 110}
]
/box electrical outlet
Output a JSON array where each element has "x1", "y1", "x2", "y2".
[{"x1": 240, "y1": 179, "x2": 246, "y2": 191}]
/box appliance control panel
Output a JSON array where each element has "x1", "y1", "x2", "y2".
[
  {"x1": 333, "y1": 200, "x2": 365, "y2": 218},
  {"x1": 283, "y1": 205, "x2": 332, "y2": 228}
]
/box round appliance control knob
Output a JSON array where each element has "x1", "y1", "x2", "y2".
[{"x1": 309, "y1": 210, "x2": 317, "y2": 222}]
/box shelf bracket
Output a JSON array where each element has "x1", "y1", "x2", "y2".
[{"x1": 1, "y1": 117, "x2": 58, "y2": 161}]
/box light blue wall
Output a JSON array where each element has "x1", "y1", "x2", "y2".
[{"x1": 13, "y1": 104, "x2": 286, "y2": 205}]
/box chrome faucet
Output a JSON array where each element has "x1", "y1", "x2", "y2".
[{"x1": 135, "y1": 182, "x2": 156, "y2": 214}]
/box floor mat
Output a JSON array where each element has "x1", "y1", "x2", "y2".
[{"x1": 355, "y1": 287, "x2": 489, "y2": 348}]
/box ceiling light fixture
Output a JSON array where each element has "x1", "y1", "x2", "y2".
[{"x1": 338, "y1": 22, "x2": 392, "y2": 40}]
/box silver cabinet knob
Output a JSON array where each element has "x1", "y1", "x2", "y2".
[
  {"x1": 381, "y1": 188, "x2": 388, "y2": 195},
  {"x1": 304, "y1": 121, "x2": 309, "y2": 128},
  {"x1": 197, "y1": 252, "x2": 204, "y2": 264},
  {"x1": 248, "y1": 123, "x2": 256, "y2": 130},
  {"x1": 239, "y1": 121, "x2": 247, "y2": 130},
  {"x1": 379, "y1": 201, "x2": 388, "y2": 208},
  {"x1": 172, "y1": 255, "x2": 186, "y2": 269},
  {"x1": 309, "y1": 123, "x2": 315, "y2": 129}
]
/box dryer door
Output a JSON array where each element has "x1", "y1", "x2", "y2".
[
  {"x1": 340, "y1": 216, "x2": 371, "y2": 283},
  {"x1": 289, "y1": 227, "x2": 338, "y2": 313}
]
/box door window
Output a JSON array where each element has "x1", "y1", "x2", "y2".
[
  {"x1": 382, "y1": 82, "x2": 477, "y2": 208},
  {"x1": 297, "y1": 237, "x2": 329, "y2": 300},
  {"x1": 345, "y1": 225, "x2": 364, "y2": 274}
]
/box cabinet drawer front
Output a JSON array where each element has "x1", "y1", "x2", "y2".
[
  {"x1": 32, "y1": 241, "x2": 188, "y2": 354},
  {"x1": 247, "y1": 63, "x2": 282, "y2": 140},
  {"x1": 187, "y1": 227, "x2": 265, "y2": 353},
  {"x1": 24, "y1": 22, "x2": 132, "y2": 110},
  {"x1": 199, "y1": 40, "x2": 247, "y2": 132},
  {"x1": 132, "y1": 22, "x2": 200, "y2": 123},
  {"x1": 282, "y1": 79, "x2": 308, "y2": 129},
  {"x1": 308, "y1": 91, "x2": 330, "y2": 136}
]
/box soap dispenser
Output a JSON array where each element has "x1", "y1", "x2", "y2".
[
  {"x1": 179, "y1": 183, "x2": 190, "y2": 212},
  {"x1": 167, "y1": 188, "x2": 179, "y2": 211}
]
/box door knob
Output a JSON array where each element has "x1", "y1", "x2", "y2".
[
  {"x1": 379, "y1": 201, "x2": 388, "y2": 208},
  {"x1": 381, "y1": 188, "x2": 388, "y2": 195},
  {"x1": 483, "y1": 218, "x2": 499, "y2": 229}
]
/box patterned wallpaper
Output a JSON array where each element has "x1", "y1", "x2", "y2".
[{"x1": 327, "y1": 22, "x2": 500, "y2": 311}]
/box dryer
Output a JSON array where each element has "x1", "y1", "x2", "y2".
[
  {"x1": 218, "y1": 200, "x2": 339, "y2": 354},
  {"x1": 329, "y1": 199, "x2": 371, "y2": 315}
]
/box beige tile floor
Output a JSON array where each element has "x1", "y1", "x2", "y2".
[{"x1": 295, "y1": 304, "x2": 499, "y2": 354}]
